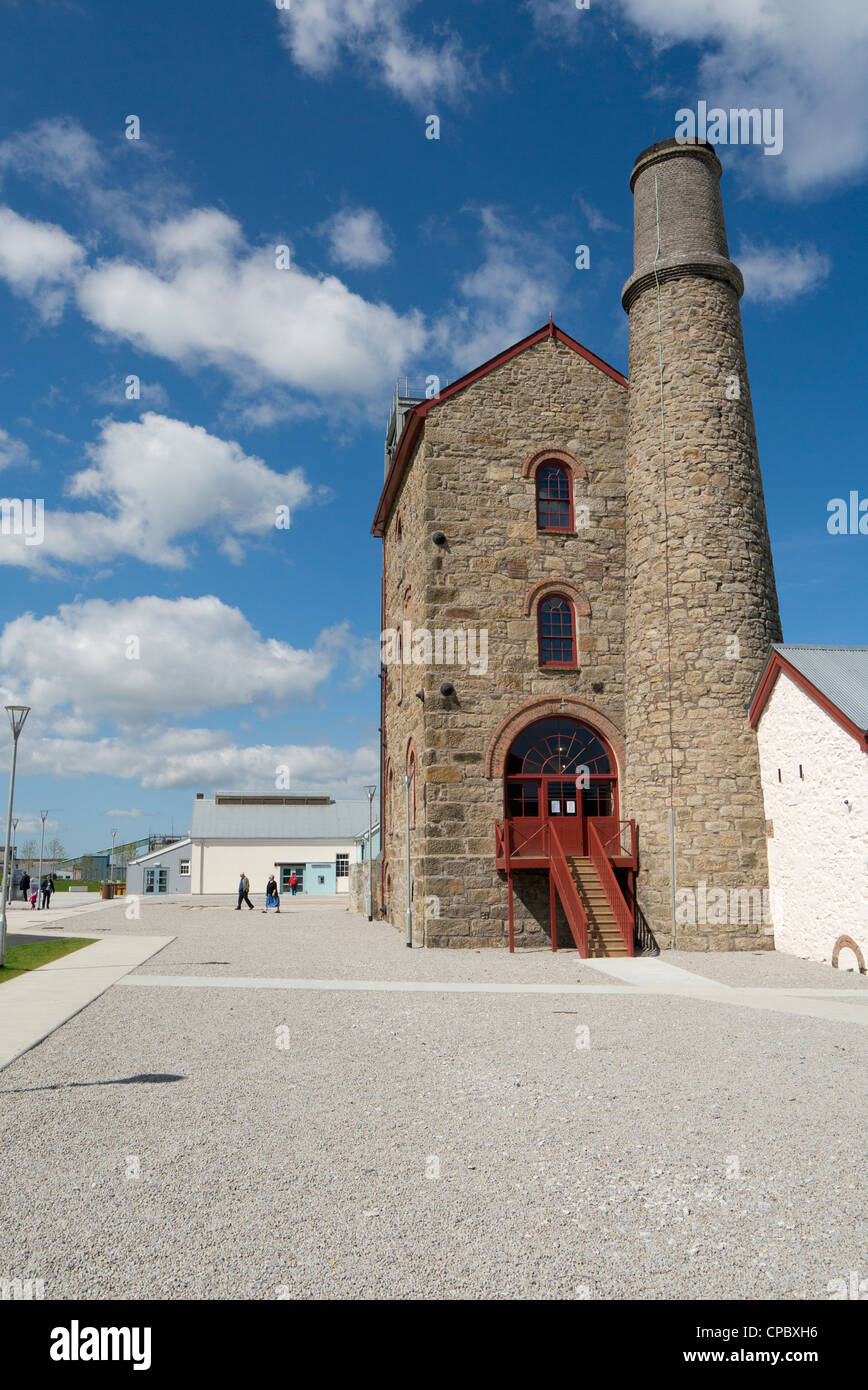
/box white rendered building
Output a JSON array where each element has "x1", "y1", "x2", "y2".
[
  {"x1": 750, "y1": 646, "x2": 868, "y2": 972},
  {"x1": 187, "y1": 792, "x2": 376, "y2": 897}
]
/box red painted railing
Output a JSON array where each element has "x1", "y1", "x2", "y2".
[
  {"x1": 548, "y1": 822, "x2": 589, "y2": 958},
  {"x1": 587, "y1": 817, "x2": 637, "y2": 867},
  {"x1": 495, "y1": 819, "x2": 550, "y2": 865},
  {"x1": 586, "y1": 819, "x2": 634, "y2": 956},
  {"x1": 495, "y1": 820, "x2": 506, "y2": 865}
]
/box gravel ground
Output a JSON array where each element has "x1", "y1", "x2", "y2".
[
  {"x1": 671, "y1": 950, "x2": 868, "y2": 991},
  {"x1": 0, "y1": 899, "x2": 864, "y2": 1301}
]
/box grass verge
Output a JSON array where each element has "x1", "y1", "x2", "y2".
[{"x1": 0, "y1": 937, "x2": 96, "y2": 984}]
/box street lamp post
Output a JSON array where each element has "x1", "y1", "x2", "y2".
[
  {"x1": 1, "y1": 706, "x2": 31, "y2": 966},
  {"x1": 37, "y1": 809, "x2": 48, "y2": 909},
  {"x1": 10, "y1": 818, "x2": 18, "y2": 902},
  {"x1": 364, "y1": 786, "x2": 376, "y2": 922}
]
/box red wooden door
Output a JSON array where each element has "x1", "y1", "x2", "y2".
[
  {"x1": 543, "y1": 778, "x2": 582, "y2": 855},
  {"x1": 504, "y1": 778, "x2": 546, "y2": 858}
]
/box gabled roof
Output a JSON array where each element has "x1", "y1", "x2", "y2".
[
  {"x1": 749, "y1": 644, "x2": 868, "y2": 751},
  {"x1": 130, "y1": 838, "x2": 192, "y2": 865},
  {"x1": 371, "y1": 319, "x2": 628, "y2": 537},
  {"x1": 190, "y1": 797, "x2": 372, "y2": 840}
]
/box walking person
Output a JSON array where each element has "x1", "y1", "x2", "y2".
[
  {"x1": 236, "y1": 872, "x2": 254, "y2": 910},
  {"x1": 289, "y1": 871, "x2": 298, "y2": 897},
  {"x1": 262, "y1": 875, "x2": 280, "y2": 914},
  {"x1": 29, "y1": 883, "x2": 37, "y2": 910},
  {"x1": 40, "y1": 874, "x2": 54, "y2": 909},
  {"x1": 20, "y1": 870, "x2": 30, "y2": 902}
]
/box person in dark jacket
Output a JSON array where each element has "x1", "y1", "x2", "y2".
[
  {"x1": 236, "y1": 873, "x2": 254, "y2": 910},
  {"x1": 20, "y1": 871, "x2": 30, "y2": 901},
  {"x1": 263, "y1": 875, "x2": 280, "y2": 913},
  {"x1": 40, "y1": 875, "x2": 54, "y2": 909}
]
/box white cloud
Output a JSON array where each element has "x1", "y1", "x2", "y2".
[
  {"x1": 0, "y1": 117, "x2": 104, "y2": 190},
  {"x1": 322, "y1": 207, "x2": 392, "y2": 269},
  {"x1": 104, "y1": 808, "x2": 145, "y2": 818},
  {"x1": 434, "y1": 207, "x2": 568, "y2": 371},
  {"x1": 0, "y1": 594, "x2": 335, "y2": 721},
  {"x1": 90, "y1": 377, "x2": 169, "y2": 409},
  {"x1": 612, "y1": 0, "x2": 868, "y2": 196},
  {"x1": 577, "y1": 197, "x2": 622, "y2": 236},
  {"x1": 0, "y1": 412, "x2": 312, "y2": 570},
  {"x1": 20, "y1": 727, "x2": 379, "y2": 793},
  {"x1": 76, "y1": 208, "x2": 426, "y2": 401},
  {"x1": 738, "y1": 240, "x2": 831, "y2": 303},
  {"x1": 0, "y1": 162, "x2": 571, "y2": 412},
  {"x1": 525, "y1": 0, "x2": 586, "y2": 44},
  {"x1": 276, "y1": 0, "x2": 476, "y2": 107},
  {"x1": 0, "y1": 429, "x2": 34, "y2": 470},
  {"x1": 0, "y1": 205, "x2": 84, "y2": 321},
  {"x1": 0, "y1": 596, "x2": 379, "y2": 791}
]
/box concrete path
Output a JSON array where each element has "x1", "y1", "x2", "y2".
[
  {"x1": 3, "y1": 896, "x2": 114, "y2": 927},
  {"x1": 0, "y1": 933, "x2": 174, "y2": 1070},
  {"x1": 0, "y1": 898, "x2": 864, "y2": 1300},
  {"x1": 120, "y1": 955, "x2": 868, "y2": 1028}
]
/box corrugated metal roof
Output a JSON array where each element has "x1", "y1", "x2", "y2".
[
  {"x1": 190, "y1": 798, "x2": 373, "y2": 841},
  {"x1": 774, "y1": 644, "x2": 868, "y2": 731},
  {"x1": 130, "y1": 838, "x2": 191, "y2": 865}
]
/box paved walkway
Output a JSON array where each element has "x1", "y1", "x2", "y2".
[
  {"x1": 0, "y1": 932, "x2": 175, "y2": 1069},
  {"x1": 0, "y1": 897, "x2": 864, "y2": 1300}
]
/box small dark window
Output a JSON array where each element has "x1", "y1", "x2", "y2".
[
  {"x1": 536, "y1": 463, "x2": 572, "y2": 531},
  {"x1": 538, "y1": 595, "x2": 575, "y2": 667}
]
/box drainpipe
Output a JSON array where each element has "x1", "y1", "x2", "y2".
[
  {"x1": 404, "y1": 770, "x2": 414, "y2": 947},
  {"x1": 379, "y1": 534, "x2": 387, "y2": 918}
]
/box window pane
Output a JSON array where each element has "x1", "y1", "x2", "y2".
[
  {"x1": 506, "y1": 781, "x2": 540, "y2": 817},
  {"x1": 537, "y1": 464, "x2": 570, "y2": 529},
  {"x1": 540, "y1": 597, "x2": 573, "y2": 665},
  {"x1": 583, "y1": 782, "x2": 614, "y2": 816},
  {"x1": 506, "y1": 719, "x2": 612, "y2": 776}
]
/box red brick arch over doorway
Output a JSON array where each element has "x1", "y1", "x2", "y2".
[{"x1": 484, "y1": 697, "x2": 626, "y2": 780}]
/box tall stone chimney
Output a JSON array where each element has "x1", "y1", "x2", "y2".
[{"x1": 621, "y1": 139, "x2": 782, "y2": 948}]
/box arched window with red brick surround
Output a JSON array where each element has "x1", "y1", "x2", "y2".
[
  {"x1": 536, "y1": 462, "x2": 573, "y2": 531},
  {"x1": 538, "y1": 594, "x2": 576, "y2": 668},
  {"x1": 398, "y1": 587, "x2": 411, "y2": 703},
  {"x1": 386, "y1": 760, "x2": 394, "y2": 824}
]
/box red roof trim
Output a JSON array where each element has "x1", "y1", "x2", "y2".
[
  {"x1": 749, "y1": 651, "x2": 868, "y2": 752},
  {"x1": 371, "y1": 321, "x2": 627, "y2": 537}
]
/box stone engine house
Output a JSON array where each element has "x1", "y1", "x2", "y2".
[{"x1": 372, "y1": 138, "x2": 782, "y2": 954}]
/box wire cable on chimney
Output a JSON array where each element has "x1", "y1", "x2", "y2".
[{"x1": 653, "y1": 172, "x2": 679, "y2": 950}]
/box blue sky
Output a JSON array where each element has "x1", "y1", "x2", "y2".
[{"x1": 0, "y1": 0, "x2": 865, "y2": 856}]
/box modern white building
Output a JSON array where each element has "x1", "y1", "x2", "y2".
[
  {"x1": 127, "y1": 839, "x2": 193, "y2": 896},
  {"x1": 750, "y1": 645, "x2": 868, "y2": 972},
  {"x1": 186, "y1": 792, "x2": 378, "y2": 897}
]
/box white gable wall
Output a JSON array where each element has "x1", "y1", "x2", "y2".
[
  {"x1": 192, "y1": 839, "x2": 353, "y2": 894},
  {"x1": 756, "y1": 670, "x2": 868, "y2": 966}
]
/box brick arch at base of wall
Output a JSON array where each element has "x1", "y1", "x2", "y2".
[
  {"x1": 484, "y1": 697, "x2": 626, "y2": 780},
  {"x1": 832, "y1": 934, "x2": 866, "y2": 974}
]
